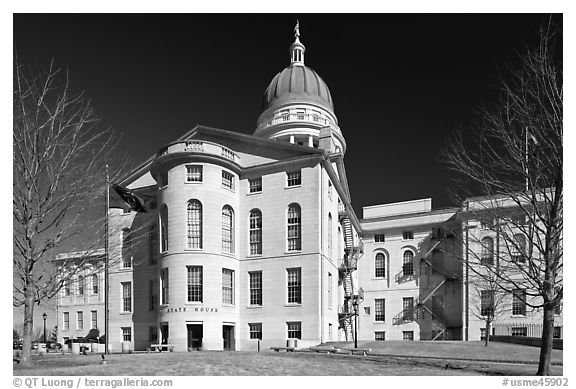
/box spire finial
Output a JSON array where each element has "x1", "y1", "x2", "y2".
[
  {"x1": 290, "y1": 20, "x2": 305, "y2": 66},
  {"x1": 294, "y1": 20, "x2": 300, "y2": 42}
]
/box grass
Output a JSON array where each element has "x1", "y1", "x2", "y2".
[
  {"x1": 325, "y1": 341, "x2": 563, "y2": 364},
  {"x1": 14, "y1": 343, "x2": 563, "y2": 376}
]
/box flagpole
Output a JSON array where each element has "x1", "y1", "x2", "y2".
[{"x1": 105, "y1": 165, "x2": 110, "y2": 355}]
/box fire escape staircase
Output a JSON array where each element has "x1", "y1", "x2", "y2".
[
  {"x1": 391, "y1": 232, "x2": 459, "y2": 340},
  {"x1": 337, "y1": 206, "x2": 363, "y2": 342}
]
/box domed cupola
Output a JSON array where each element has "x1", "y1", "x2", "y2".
[{"x1": 254, "y1": 21, "x2": 346, "y2": 154}]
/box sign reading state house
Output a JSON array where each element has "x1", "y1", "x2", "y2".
[{"x1": 160, "y1": 306, "x2": 219, "y2": 313}]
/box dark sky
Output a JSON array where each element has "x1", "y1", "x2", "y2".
[{"x1": 13, "y1": 13, "x2": 561, "y2": 217}]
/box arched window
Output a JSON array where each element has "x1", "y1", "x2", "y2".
[
  {"x1": 287, "y1": 203, "x2": 301, "y2": 251},
  {"x1": 160, "y1": 205, "x2": 168, "y2": 252},
  {"x1": 249, "y1": 209, "x2": 262, "y2": 255},
  {"x1": 481, "y1": 237, "x2": 494, "y2": 265},
  {"x1": 222, "y1": 205, "x2": 234, "y2": 253},
  {"x1": 122, "y1": 228, "x2": 132, "y2": 268},
  {"x1": 375, "y1": 253, "x2": 386, "y2": 278},
  {"x1": 512, "y1": 234, "x2": 526, "y2": 263},
  {"x1": 328, "y1": 213, "x2": 333, "y2": 258},
  {"x1": 187, "y1": 200, "x2": 202, "y2": 249},
  {"x1": 403, "y1": 250, "x2": 414, "y2": 276}
]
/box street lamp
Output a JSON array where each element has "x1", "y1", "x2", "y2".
[
  {"x1": 42, "y1": 313, "x2": 47, "y2": 343},
  {"x1": 352, "y1": 298, "x2": 359, "y2": 349}
]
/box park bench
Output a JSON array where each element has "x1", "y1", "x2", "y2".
[
  {"x1": 270, "y1": 346, "x2": 294, "y2": 352},
  {"x1": 149, "y1": 344, "x2": 175, "y2": 352},
  {"x1": 344, "y1": 348, "x2": 371, "y2": 356},
  {"x1": 310, "y1": 346, "x2": 340, "y2": 354}
]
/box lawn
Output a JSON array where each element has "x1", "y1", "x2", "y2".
[
  {"x1": 325, "y1": 341, "x2": 563, "y2": 364},
  {"x1": 14, "y1": 345, "x2": 563, "y2": 376}
]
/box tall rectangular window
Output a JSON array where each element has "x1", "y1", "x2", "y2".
[
  {"x1": 122, "y1": 229, "x2": 132, "y2": 268},
  {"x1": 327, "y1": 213, "x2": 333, "y2": 257},
  {"x1": 375, "y1": 253, "x2": 386, "y2": 278},
  {"x1": 512, "y1": 289, "x2": 526, "y2": 316},
  {"x1": 249, "y1": 271, "x2": 262, "y2": 306},
  {"x1": 63, "y1": 312, "x2": 69, "y2": 331},
  {"x1": 374, "y1": 234, "x2": 385, "y2": 243},
  {"x1": 77, "y1": 311, "x2": 83, "y2": 330},
  {"x1": 249, "y1": 323, "x2": 262, "y2": 340},
  {"x1": 122, "y1": 327, "x2": 132, "y2": 342},
  {"x1": 91, "y1": 311, "x2": 97, "y2": 329},
  {"x1": 187, "y1": 266, "x2": 203, "y2": 303},
  {"x1": 222, "y1": 269, "x2": 234, "y2": 305},
  {"x1": 92, "y1": 275, "x2": 99, "y2": 294},
  {"x1": 187, "y1": 201, "x2": 203, "y2": 249},
  {"x1": 149, "y1": 224, "x2": 158, "y2": 264},
  {"x1": 553, "y1": 326, "x2": 562, "y2": 339},
  {"x1": 328, "y1": 272, "x2": 333, "y2": 308},
  {"x1": 149, "y1": 280, "x2": 158, "y2": 311},
  {"x1": 161, "y1": 268, "x2": 169, "y2": 305},
  {"x1": 327, "y1": 180, "x2": 332, "y2": 199},
  {"x1": 402, "y1": 297, "x2": 414, "y2": 320},
  {"x1": 160, "y1": 206, "x2": 168, "y2": 252},
  {"x1": 375, "y1": 299, "x2": 385, "y2": 322},
  {"x1": 64, "y1": 281, "x2": 71, "y2": 296},
  {"x1": 287, "y1": 322, "x2": 301, "y2": 339},
  {"x1": 481, "y1": 237, "x2": 494, "y2": 266},
  {"x1": 512, "y1": 234, "x2": 527, "y2": 263},
  {"x1": 249, "y1": 210, "x2": 262, "y2": 255},
  {"x1": 122, "y1": 282, "x2": 132, "y2": 312},
  {"x1": 222, "y1": 206, "x2": 234, "y2": 253},
  {"x1": 186, "y1": 165, "x2": 203, "y2": 182},
  {"x1": 287, "y1": 204, "x2": 301, "y2": 251},
  {"x1": 249, "y1": 178, "x2": 262, "y2": 193},
  {"x1": 287, "y1": 171, "x2": 301, "y2": 187},
  {"x1": 287, "y1": 268, "x2": 302, "y2": 304},
  {"x1": 480, "y1": 290, "x2": 494, "y2": 316},
  {"x1": 222, "y1": 171, "x2": 234, "y2": 190},
  {"x1": 78, "y1": 276, "x2": 84, "y2": 295}
]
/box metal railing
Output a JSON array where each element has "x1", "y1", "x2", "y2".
[{"x1": 492, "y1": 323, "x2": 562, "y2": 338}]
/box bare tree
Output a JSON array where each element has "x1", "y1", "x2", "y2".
[
  {"x1": 12, "y1": 59, "x2": 128, "y2": 366},
  {"x1": 469, "y1": 276, "x2": 507, "y2": 347},
  {"x1": 444, "y1": 21, "x2": 562, "y2": 375}
]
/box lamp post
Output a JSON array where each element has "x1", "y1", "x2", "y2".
[
  {"x1": 352, "y1": 298, "x2": 359, "y2": 349},
  {"x1": 42, "y1": 313, "x2": 47, "y2": 343}
]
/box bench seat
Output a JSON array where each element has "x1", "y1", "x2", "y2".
[
  {"x1": 270, "y1": 346, "x2": 294, "y2": 352},
  {"x1": 149, "y1": 344, "x2": 175, "y2": 352},
  {"x1": 343, "y1": 348, "x2": 371, "y2": 356},
  {"x1": 310, "y1": 347, "x2": 339, "y2": 354}
]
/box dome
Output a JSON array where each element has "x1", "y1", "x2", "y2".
[{"x1": 260, "y1": 64, "x2": 335, "y2": 115}]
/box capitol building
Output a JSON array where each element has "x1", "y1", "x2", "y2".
[{"x1": 55, "y1": 24, "x2": 561, "y2": 352}]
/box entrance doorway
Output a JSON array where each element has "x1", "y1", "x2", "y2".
[
  {"x1": 223, "y1": 325, "x2": 235, "y2": 350},
  {"x1": 187, "y1": 324, "x2": 203, "y2": 350},
  {"x1": 160, "y1": 323, "x2": 169, "y2": 344}
]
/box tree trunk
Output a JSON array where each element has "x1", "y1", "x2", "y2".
[
  {"x1": 537, "y1": 303, "x2": 555, "y2": 375},
  {"x1": 20, "y1": 281, "x2": 36, "y2": 367},
  {"x1": 484, "y1": 321, "x2": 490, "y2": 347}
]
